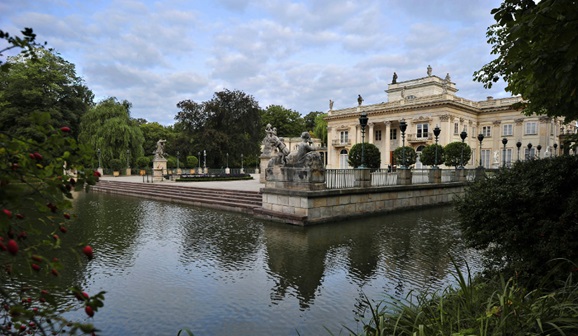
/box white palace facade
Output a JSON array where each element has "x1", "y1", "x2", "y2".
[{"x1": 325, "y1": 72, "x2": 576, "y2": 169}]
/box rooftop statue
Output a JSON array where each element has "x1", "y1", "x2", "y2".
[
  {"x1": 357, "y1": 94, "x2": 364, "y2": 106},
  {"x1": 427, "y1": 65, "x2": 432, "y2": 76},
  {"x1": 392, "y1": 72, "x2": 398, "y2": 84}
]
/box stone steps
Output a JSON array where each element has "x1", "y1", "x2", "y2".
[{"x1": 90, "y1": 180, "x2": 262, "y2": 214}]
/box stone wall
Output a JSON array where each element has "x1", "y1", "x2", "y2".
[{"x1": 255, "y1": 183, "x2": 466, "y2": 226}]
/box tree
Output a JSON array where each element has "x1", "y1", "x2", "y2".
[
  {"x1": 420, "y1": 144, "x2": 445, "y2": 166},
  {"x1": 175, "y1": 89, "x2": 261, "y2": 168},
  {"x1": 474, "y1": 0, "x2": 578, "y2": 122},
  {"x1": 186, "y1": 155, "x2": 198, "y2": 169},
  {"x1": 347, "y1": 143, "x2": 381, "y2": 169},
  {"x1": 455, "y1": 155, "x2": 578, "y2": 282},
  {"x1": 260, "y1": 105, "x2": 304, "y2": 137},
  {"x1": 393, "y1": 146, "x2": 417, "y2": 167},
  {"x1": 313, "y1": 113, "x2": 328, "y2": 145},
  {"x1": 0, "y1": 48, "x2": 94, "y2": 141},
  {"x1": 0, "y1": 28, "x2": 45, "y2": 71},
  {"x1": 304, "y1": 111, "x2": 323, "y2": 131},
  {"x1": 0, "y1": 116, "x2": 105, "y2": 333},
  {"x1": 443, "y1": 142, "x2": 471, "y2": 168},
  {"x1": 139, "y1": 122, "x2": 176, "y2": 157},
  {"x1": 78, "y1": 97, "x2": 144, "y2": 168}
]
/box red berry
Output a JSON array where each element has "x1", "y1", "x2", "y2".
[
  {"x1": 82, "y1": 245, "x2": 93, "y2": 259},
  {"x1": 52, "y1": 234, "x2": 59, "y2": 241},
  {"x1": 16, "y1": 213, "x2": 24, "y2": 219},
  {"x1": 31, "y1": 255, "x2": 42, "y2": 262},
  {"x1": 3, "y1": 209, "x2": 12, "y2": 218},
  {"x1": 29, "y1": 153, "x2": 35, "y2": 160},
  {"x1": 60, "y1": 126, "x2": 71, "y2": 132},
  {"x1": 63, "y1": 213, "x2": 71, "y2": 220},
  {"x1": 85, "y1": 305, "x2": 94, "y2": 317},
  {"x1": 59, "y1": 226, "x2": 67, "y2": 233},
  {"x1": 33, "y1": 152, "x2": 43, "y2": 161},
  {"x1": 6, "y1": 240, "x2": 18, "y2": 256},
  {"x1": 31, "y1": 264, "x2": 40, "y2": 272},
  {"x1": 93, "y1": 171, "x2": 101, "y2": 177},
  {"x1": 51, "y1": 269, "x2": 59, "y2": 276}
]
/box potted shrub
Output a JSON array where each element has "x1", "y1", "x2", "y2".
[
  {"x1": 187, "y1": 155, "x2": 198, "y2": 174},
  {"x1": 136, "y1": 156, "x2": 150, "y2": 175},
  {"x1": 109, "y1": 159, "x2": 123, "y2": 177}
]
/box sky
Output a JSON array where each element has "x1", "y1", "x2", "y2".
[{"x1": 1, "y1": 0, "x2": 508, "y2": 126}]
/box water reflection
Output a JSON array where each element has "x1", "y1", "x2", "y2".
[{"x1": 55, "y1": 193, "x2": 479, "y2": 335}]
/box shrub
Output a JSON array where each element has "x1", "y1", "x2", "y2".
[
  {"x1": 419, "y1": 144, "x2": 444, "y2": 166},
  {"x1": 109, "y1": 158, "x2": 122, "y2": 171},
  {"x1": 348, "y1": 143, "x2": 381, "y2": 169},
  {"x1": 443, "y1": 141, "x2": 471, "y2": 167},
  {"x1": 393, "y1": 146, "x2": 417, "y2": 167},
  {"x1": 186, "y1": 155, "x2": 198, "y2": 169},
  {"x1": 136, "y1": 156, "x2": 150, "y2": 169},
  {"x1": 455, "y1": 155, "x2": 578, "y2": 282},
  {"x1": 167, "y1": 157, "x2": 176, "y2": 168}
]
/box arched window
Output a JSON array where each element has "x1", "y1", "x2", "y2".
[
  {"x1": 339, "y1": 149, "x2": 349, "y2": 169},
  {"x1": 416, "y1": 145, "x2": 425, "y2": 152}
]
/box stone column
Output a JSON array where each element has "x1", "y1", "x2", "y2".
[
  {"x1": 368, "y1": 122, "x2": 374, "y2": 144},
  {"x1": 384, "y1": 121, "x2": 391, "y2": 167},
  {"x1": 327, "y1": 126, "x2": 333, "y2": 168}
]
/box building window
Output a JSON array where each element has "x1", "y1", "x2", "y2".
[
  {"x1": 454, "y1": 123, "x2": 459, "y2": 134},
  {"x1": 525, "y1": 122, "x2": 537, "y2": 135},
  {"x1": 481, "y1": 149, "x2": 491, "y2": 168},
  {"x1": 482, "y1": 126, "x2": 491, "y2": 137},
  {"x1": 525, "y1": 147, "x2": 535, "y2": 160},
  {"x1": 503, "y1": 124, "x2": 513, "y2": 136},
  {"x1": 390, "y1": 128, "x2": 397, "y2": 140},
  {"x1": 375, "y1": 130, "x2": 382, "y2": 141},
  {"x1": 503, "y1": 148, "x2": 512, "y2": 167},
  {"x1": 416, "y1": 123, "x2": 429, "y2": 138},
  {"x1": 340, "y1": 131, "x2": 348, "y2": 143}
]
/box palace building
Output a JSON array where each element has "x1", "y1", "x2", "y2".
[{"x1": 325, "y1": 70, "x2": 576, "y2": 169}]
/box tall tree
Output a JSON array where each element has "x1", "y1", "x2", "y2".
[
  {"x1": 0, "y1": 48, "x2": 93, "y2": 140},
  {"x1": 474, "y1": 0, "x2": 578, "y2": 122},
  {"x1": 139, "y1": 122, "x2": 176, "y2": 157},
  {"x1": 175, "y1": 89, "x2": 261, "y2": 168},
  {"x1": 304, "y1": 111, "x2": 323, "y2": 131},
  {"x1": 313, "y1": 113, "x2": 328, "y2": 145},
  {"x1": 260, "y1": 105, "x2": 304, "y2": 137},
  {"x1": 78, "y1": 97, "x2": 144, "y2": 168}
]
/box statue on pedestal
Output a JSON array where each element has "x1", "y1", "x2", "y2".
[{"x1": 154, "y1": 139, "x2": 166, "y2": 160}]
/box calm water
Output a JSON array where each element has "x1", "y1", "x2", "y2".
[{"x1": 51, "y1": 192, "x2": 480, "y2": 335}]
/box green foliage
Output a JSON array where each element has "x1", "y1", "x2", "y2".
[
  {"x1": 419, "y1": 144, "x2": 444, "y2": 166},
  {"x1": 0, "y1": 117, "x2": 104, "y2": 333},
  {"x1": 303, "y1": 111, "x2": 323, "y2": 131},
  {"x1": 136, "y1": 156, "x2": 150, "y2": 169},
  {"x1": 0, "y1": 48, "x2": 93, "y2": 141},
  {"x1": 455, "y1": 155, "x2": 578, "y2": 282},
  {"x1": 139, "y1": 122, "x2": 176, "y2": 156},
  {"x1": 175, "y1": 89, "x2": 262, "y2": 168},
  {"x1": 186, "y1": 156, "x2": 198, "y2": 169},
  {"x1": 443, "y1": 142, "x2": 471, "y2": 167},
  {"x1": 0, "y1": 28, "x2": 45, "y2": 71},
  {"x1": 78, "y1": 97, "x2": 144, "y2": 167},
  {"x1": 109, "y1": 158, "x2": 122, "y2": 171},
  {"x1": 260, "y1": 105, "x2": 305, "y2": 137},
  {"x1": 167, "y1": 157, "x2": 176, "y2": 169},
  {"x1": 393, "y1": 146, "x2": 417, "y2": 167},
  {"x1": 474, "y1": 0, "x2": 578, "y2": 122},
  {"x1": 357, "y1": 262, "x2": 578, "y2": 336},
  {"x1": 348, "y1": 143, "x2": 381, "y2": 169},
  {"x1": 313, "y1": 113, "x2": 328, "y2": 145}
]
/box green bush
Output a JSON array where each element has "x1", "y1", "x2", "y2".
[
  {"x1": 109, "y1": 158, "x2": 122, "y2": 171},
  {"x1": 419, "y1": 144, "x2": 444, "y2": 166},
  {"x1": 393, "y1": 146, "x2": 416, "y2": 167},
  {"x1": 186, "y1": 155, "x2": 198, "y2": 169},
  {"x1": 136, "y1": 156, "x2": 150, "y2": 169},
  {"x1": 443, "y1": 141, "x2": 471, "y2": 167},
  {"x1": 167, "y1": 157, "x2": 176, "y2": 168},
  {"x1": 348, "y1": 143, "x2": 381, "y2": 169},
  {"x1": 455, "y1": 155, "x2": 578, "y2": 282}
]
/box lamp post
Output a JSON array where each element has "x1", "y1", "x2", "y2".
[
  {"x1": 460, "y1": 129, "x2": 467, "y2": 168},
  {"x1": 203, "y1": 150, "x2": 207, "y2": 173},
  {"x1": 400, "y1": 119, "x2": 407, "y2": 168},
  {"x1": 553, "y1": 143, "x2": 558, "y2": 157},
  {"x1": 126, "y1": 149, "x2": 130, "y2": 169},
  {"x1": 536, "y1": 144, "x2": 542, "y2": 159},
  {"x1": 433, "y1": 125, "x2": 441, "y2": 168},
  {"x1": 527, "y1": 143, "x2": 533, "y2": 160},
  {"x1": 516, "y1": 141, "x2": 522, "y2": 161},
  {"x1": 176, "y1": 151, "x2": 180, "y2": 171},
  {"x1": 97, "y1": 148, "x2": 102, "y2": 169},
  {"x1": 359, "y1": 111, "x2": 369, "y2": 168},
  {"x1": 197, "y1": 151, "x2": 201, "y2": 173},
  {"x1": 502, "y1": 138, "x2": 508, "y2": 168},
  {"x1": 477, "y1": 134, "x2": 484, "y2": 167},
  {"x1": 241, "y1": 154, "x2": 244, "y2": 173},
  {"x1": 226, "y1": 153, "x2": 229, "y2": 168}
]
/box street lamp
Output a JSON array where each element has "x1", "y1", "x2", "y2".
[
  {"x1": 553, "y1": 143, "x2": 558, "y2": 157},
  {"x1": 241, "y1": 154, "x2": 244, "y2": 170},
  {"x1": 359, "y1": 111, "x2": 369, "y2": 168},
  {"x1": 399, "y1": 119, "x2": 407, "y2": 168},
  {"x1": 502, "y1": 138, "x2": 508, "y2": 168},
  {"x1": 460, "y1": 129, "x2": 467, "y2": 168},
  {"x1": 126, "y1": 149, "x2": 130, "y2": 170},
  {"x1": 433, "y1": 125, "x2": 441, "y2": 168},
  {"x1": 226, "y1": 153, "x2": 229, "y2": 168},
  {"x1": 527, "y1": 143, "x2": 533, "y2": 160},
  {"x1": 477, "y1": 133, "x2": 484, "y2": 167},
  {"x1": 203, "y1": 150, "x2": 207, "y2": 172},
  {"x1": 536, "y1": 144, "x2": 542, "y2": 158},
  {"x1": 97, "y1": 148, "x2": 102, "y2": 168},
  {"x1": 197, "y1": 151, "x2": 201, "y2": 173},
  {"x1": 176, "y1": 151, "x2": 180, "y2": 171},
  {"x1": 516, "y1": 141, "x2": 522, "y2": 161}
]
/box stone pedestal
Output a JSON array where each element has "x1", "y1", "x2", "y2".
[
  {"x1": 397, "y1": 168, "x2": 412, "y2": 185},
  {"x1": 354, "y1": 168, "x2": 371, "y2": 188},
  {"x1": 457, "y1": 168, "x2": 467, "y2": 182},
  {"x1": 225, "y1": 167, "x2": 230, "y2": 174},
  {"x1": 265, "y1": 165, "x2": 326, "y2": 191},
  {"x1": 428, "y1": 168, "x2": 441, "y2": 183},
  {"x1": 153, "y1": 158, "x2": 167, "y2": 182},
  {"x1": 97, "y1": 167, "x2": 104, "y2": 176},
  {"x1": 125, "y1": 168, "x2": 131, "y2": 176},
  {"x1": 260, "y1": 154, "x2": 271, "y2": 183}
]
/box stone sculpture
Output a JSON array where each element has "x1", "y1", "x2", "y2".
[
  {"x1": 329, "y1": 99, "x2": 334, "y2": 110},
  {"x1": 427, "y1": 65, "x2": 432, "y2": 76},
  {"x1": 357, "y1": 94, "x2": 363, "y2": 106},
  {"x1": 392, "y1": 72, "x2": 398, "y2": 84},
  {"x1": 154, "y1": 139, "x2": 166, "y2": 160}
]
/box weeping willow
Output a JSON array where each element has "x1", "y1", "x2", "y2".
[{"x1": 78, "y1": 97, "x2": 145, "y2": 168}]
